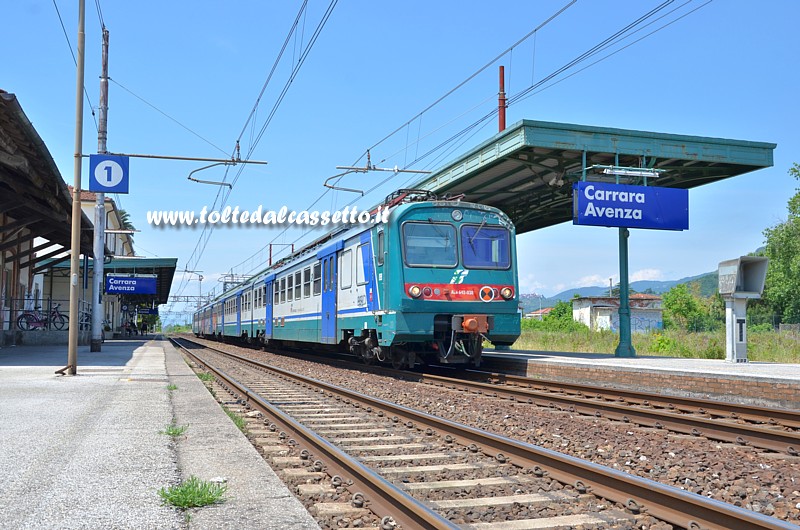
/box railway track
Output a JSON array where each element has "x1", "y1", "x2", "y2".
[
  {"x1": 189, "y1": 335, "x2": 800, "y2": 456},
  {"x1": 405, "y1": 366, "x2": 800, "y2": 456},
  {"x1": 172, "y1": 337, "x2": 797, "y2": 530}
]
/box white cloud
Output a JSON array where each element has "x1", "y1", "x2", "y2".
[
  {"x1": 630, "y1": 268, "x2": 664, "y2": 282},
  {"x1": 518, "y1": 273, "x2": 546, "y2": 295},
  {"x1": 574, "y1": 274, "x2": 616, "y2": 288}
]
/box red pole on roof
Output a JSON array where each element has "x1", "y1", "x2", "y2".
[{"x1": 498, "y1": 65, "x2": 507, "y2": 132}]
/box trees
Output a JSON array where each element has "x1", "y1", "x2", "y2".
[
  {"x1": 762, "y1": 163, "x2": 800, "y2": 323},
  {"x1": 662, "y1": 283, "x2": 701, "y2": 330},
  {"x1": 661, "y1": 283, "x2": 723, "y2": 331}
]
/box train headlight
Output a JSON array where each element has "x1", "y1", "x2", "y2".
[
  {"x1": 500, "y1": 287, "x2": 514, "y2": 300},
  {"x1": 408, "y1": 285, "x2": 422, "y2": 298},
  {"x1": 451, "y1": 210, "x2": 463, "y2": 221}
]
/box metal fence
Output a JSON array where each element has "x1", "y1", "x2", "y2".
[{"x1": 1, "y1": 298, "x2": 92, "y2": 332}]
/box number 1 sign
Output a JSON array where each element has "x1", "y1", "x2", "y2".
[{"x1": 89, "y1": 154, "x2": 129, "y2": 194}]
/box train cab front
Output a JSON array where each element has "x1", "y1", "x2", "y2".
[{"x1": 387, "y1": 201, "x2": 521, "y2": 368}]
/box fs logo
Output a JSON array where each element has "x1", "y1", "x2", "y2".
[{"x1": 450, "y1": 269, "x2": 469, "y2": 284}]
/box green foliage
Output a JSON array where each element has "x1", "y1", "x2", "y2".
[
  {"x1": 762, "y1": 163, "x2": 800, "y2": 323},
  {"x1": 749, "y1": 322, "x2": 775, "y2": 333},
  {"x1": 662, "y1": 284, "x2": 700, "y2": 329},
  {"x1": 159, "y1": 476, "x2": 227, "y2": 509},
  {"x1": 224, "y1": 407, "x2": 247, "y2": 433},
  {"x1": 651, "y1": 333, "x2": 679, "y2": 353},
  {"x1": 661, "y1": 284, "x2": 723, "y2": 332},
  {"x1": 165, "y1": 324, "x2": 192, "y2": 333},
  {"x1": 521, "y1": 300, "x2": 588, "y2": 333},
  {"x1": 512, "y1": 328, "x2": 797, "y2": 362},
  {"x1": 160, "y1": 423, "x2": 188, "y2": 437},
  {"x1": 197, "y1": 372, "x2": 214, "y2": 382},
  {"x1": 166, "y1": 383, "x2": 178, "y2": 391}
]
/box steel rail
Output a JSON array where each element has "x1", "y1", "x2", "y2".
[
  {"x1": 178, "y1": 338, "x2": 798, "y2": 530},
  {"x1": 171, "y1": 338, "x2": 458, "y2": 530},
  {"x1": 469, "y1": 367, "x2": 800, "y2": 427},
  {"x1": 410, "y1": 371, "x2": 800, "y2": 455}
]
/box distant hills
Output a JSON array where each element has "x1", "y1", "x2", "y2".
[{"x1": 520, "y1": 271, "x2": 718, "y2": 313}]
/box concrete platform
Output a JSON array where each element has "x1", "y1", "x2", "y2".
[
  {"x1": 0, "y1": 338, "x2": 320, "y2": 530},
  {"x1": 484, "y1": 349, "x2": 800, "y2": 409}
]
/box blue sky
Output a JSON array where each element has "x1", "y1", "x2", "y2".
[{"x1": 6, "y1": 1, "x2": 799, "y2": 322}]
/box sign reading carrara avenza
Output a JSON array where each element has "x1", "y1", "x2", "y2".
[{"x1": 572, "y1": 181, "x2": 688, "y2": 231}]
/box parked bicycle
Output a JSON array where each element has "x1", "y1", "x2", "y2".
[{"x1": 17, "y1": 303, "x2": 68, "y2": 331}]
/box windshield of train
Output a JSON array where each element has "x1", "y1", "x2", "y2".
[
  {"x1": 461, "y1": 224, "x2": 511, "y2": 269},
  {"x1": 403, "y1": 222, "x2": 457, "y2": 267}
]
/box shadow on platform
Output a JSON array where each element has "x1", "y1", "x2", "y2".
[{"x1": 0, "y1": 339, "x2": 151, "y2": 367}]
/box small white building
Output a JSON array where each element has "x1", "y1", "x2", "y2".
[{"x1": 572, "y1": 294, "x2": 663, "y2": 333}]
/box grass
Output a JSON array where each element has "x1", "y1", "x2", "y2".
[
  {"x1": 224, "y1": 407, "x2": 247, "y2": 433},
  {"x1": 166, "y1": 383, "x2": 178, "y2": 391},
  {"x1": 511, "y1": 328, "x2": 800, "y2": 363},
  {"x1": 160, "y1": 423, "x2": 189, "y2": 437},
  {"x1": 158, "y1": 476, "x2": 227, "y2": 509},
  {"x1": 197, "y1": 372, "x2": 214, "y2": 382}
]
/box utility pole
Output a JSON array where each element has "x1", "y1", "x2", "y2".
[
  {"x1": 91, "y1": 27, "x2": 109, "y2": 352},
  {"x1": 67, "y1": 0, "x2": 86, "y2": 374}
]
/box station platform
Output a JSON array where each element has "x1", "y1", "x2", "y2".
[
  {"x1": 483, "y1": 349, "x2": 800, "y2": 410},
  {"x1": 0, "y1": 338, "x2": 319, "y2": 530}
]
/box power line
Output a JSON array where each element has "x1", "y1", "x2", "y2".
[
  {"x1": 109, "y1": 78, "x2": 230, "y2": 156},
  {"x1": 363, "y1": 0, "x2": 577, "y2": 160},
  {"x1": 227, "y1": 1, "x2": 574, "y2": 277},
  {"x1": 172, "y1": 1, "x2": 340, "y2": 306},
  {"x1": 51, "y1": 0, "x2": 98, "y2": 132},
  {"x1": 94, "y1": 0, "x2": 105, "y2": 29}
]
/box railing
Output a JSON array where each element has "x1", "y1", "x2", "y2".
[{"x1": 1, "y1": 298, "x2": 93, "y2": 332}]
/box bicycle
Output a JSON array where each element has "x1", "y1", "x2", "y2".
[{"x1": 17, "y1": 303, "x2": 68, "y2": 331}]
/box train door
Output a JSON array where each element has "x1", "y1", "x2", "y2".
[
  {"x1": 265, "y1": 277, "x2": 274, "y2": 338},
  {"x1": 321, "y1": 254, "x2": 338, "y2": 344},
  {"x1": 236, "y1": 291, "x2": 242, "y2": 336}
]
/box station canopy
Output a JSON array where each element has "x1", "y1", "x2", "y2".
[
  {"x1": 411, "y1": 120, "x2": 776, "y2": 234},
  {"x1": 104, "y1": 257, "x2": 178, "y2": 305}
]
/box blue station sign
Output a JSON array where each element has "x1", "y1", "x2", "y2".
[
  {"x1": 105, "y1": 275, "x2": 157, "y2": 295},
  {"x1": 573, "y1": 181, "x2": 689, "y2": 231},
  {"x1": 89, "y1": 154, "x2": 130, "y2": 194}
]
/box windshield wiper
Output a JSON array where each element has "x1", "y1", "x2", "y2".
[{"x1": 469, "y1": 218, "x2": 487, "y2": 249}]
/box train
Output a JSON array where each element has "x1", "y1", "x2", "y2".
[{"x1": 192, "y1": 190, "x2": 521, "y2": 368}]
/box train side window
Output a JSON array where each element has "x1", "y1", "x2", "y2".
[
  {"x1": 274, "y1": 281, "x2": 279, "y2": 305},
  {"x1": 294, "y1": 271, "x2": 302, "y2": 300},
  {"x1": 356, "y1": 244, "x2": 367, "y2": 286},
  {"x1": 303, "y1": 267, "x2": 311, "y2": 298},
  {"x1": 280, "y1": 277, "x2": 286, "y2": 304},
  {"x1": 313, "y1": 263, "x2": 321, "y2": 295},
  {"x1": 287, "y1": 274, "x2": 294, "y2": 302},
  {"x1": 325, "y1": 258, "x2": 332, "y2": 291},
  {"x1": 340, "y1": 250, "x2": 352, "y2": 290},
  {"x1": 377, "y1": 231, "x2": 384, "y2": 266}
]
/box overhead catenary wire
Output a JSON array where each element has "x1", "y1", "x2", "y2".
[
  {"x1": 51, "y1": 0, "x2": 98, "y2": 132},
  {"x1": 227, "y1": 1, "x2": 577, "y2": 278},
  {"x1": 110, "y1": 79, "x2": 230, "y2": 156},
  {"x1": 172, "y1": 0, "x2": 711, "y2": 316},
  {"x1": 170, "y1": 0, "x2": 339, "y2": 307}
]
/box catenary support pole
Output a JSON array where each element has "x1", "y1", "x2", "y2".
[
  {"x1": 615, "y1": 226, "x2": 636, "y2": 357},
  {"x1": 67, "y1": 0, "x2": 86, "y2": 374},
  {"x1": 91, "y1": 27, "x2": 109, "y2": 352}
]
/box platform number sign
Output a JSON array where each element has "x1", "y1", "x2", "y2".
[{"x1": 89, "y1": 154, "x2": 129, "y2": 193}]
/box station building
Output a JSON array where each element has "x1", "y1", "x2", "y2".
[
  {"x1": 0, "y1": 90, "x2": 175, "y2": 346},
  {"x1": 572, "y1": 293, "x2": 663, "y2": 333}
]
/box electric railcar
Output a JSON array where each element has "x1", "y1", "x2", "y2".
[{"x1": 192, "y1": 190, "x2": 521, "y2": 368}]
